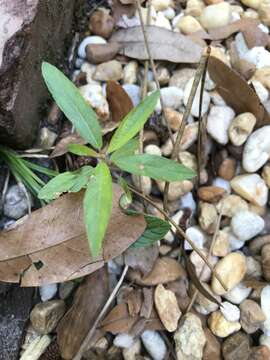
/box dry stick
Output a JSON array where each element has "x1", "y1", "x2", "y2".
[
  {"x1": 128, "y1": 185, "x2": 228, "y2": 291},
  {"x1": 135, "y1": 0, "x2": 174, "y2": 144},
  {"x1": 163, "y1": 48, "x2": 211, "y2": 211},
  {"x1": 186, "y1": 203, "x2": 224, "y2": 313},
  {"x1": 197, "y1": 47, "x2": 211, "y2": 185},
  {"x1": 138, "y1": 2, "x2": 151, "y2": 199},
  {"x1": 73, "y1": 265, "x2": 129, "y2": 360}
]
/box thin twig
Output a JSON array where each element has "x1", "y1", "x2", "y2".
[
  {"x1": 128, "y1": 185, "x2": 228, "y2": 291},
  {"x1": 135, "y1": 0, "x2": 174, "y2": 143},
  {"x1": 73, "y1": 265, "x2": 129, "y2": 360},
  {"x1": 163, "y1": 48, "x2": 211, "y2": 211},
  {"x1": 186, "y1": 202, "x2": 224, "y2": 313},
  {"x1": 197, "y1": 47, "x2": 211, "y2": 185},
  {"x1": 138, "y1": 1, "x2": 151, "y2": 200}
]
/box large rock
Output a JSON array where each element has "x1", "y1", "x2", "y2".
[{"x1": 0, "y1": 0, "x2": 78, "y2": 148}]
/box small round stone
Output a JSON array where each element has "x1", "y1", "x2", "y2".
[
  {"x1": 175, "y1": 15, "x2": 203, "y2": 34},
  {"x1": 229, "y1": 112, "x2": 256, "y2": 146},
  {"x1": 89, "y1": 9, "x2": 115, "y2": 39},
  {"x1": 208, "y1": 311, "x2": 241, "y2": 338},
  {"x1": 240, "y1": 299, "x2": 266, "y2": 334},
  {"x1": 231, "y1": 174, "x2": 268, "y2": 207},
  {"x1": 231, "y1": 211, "x2": 265, "y2": 241},
  {"x1": 78, "y1": 36, "x2": 106, "y2": 59},
  {"x1": 207, "y1": 106, "x2": 235, "y2": 145},
  {"x1": 183, "y1": 77, "x2": 210, "y2": 117},
  {"x1": 199, "y1": 2, "x2": 231, "y2": 30},
  {"x1": 220, "y1": 301, "x2": 240, "y2": 322},
  {"x1": 224, "y1": 283, "x2": 252, "y2": 305},
  {"x1": 211, "y1": 252, "x2": 247, "y2": 295}
]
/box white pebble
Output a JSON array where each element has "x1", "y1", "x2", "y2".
[
  {"x1": 223, "y1": 282, "x2": 252, "y2": 304},
  {"x1": 141, "y1": 330, "x2": 167, "y2": 360},
  {"x1": 261, "y1": 285, "x2": 270, "y2": 335},
  {"x1": 231, "y1": 211, "x2": 265, "y2": 241},
  {"x1": 183, "y1": 77, "x2": 211, "y2": 117},
  {"x1": 251, "y1": 80, "x2": 269, "y2": 103},
  {"x1": 78, "y1": 36, "x2": 106, "y2": 59},
  {"x1": 180, "y1": 192, "x2": 196, "y2": 213},
  {"x1": 207, "y1": 106, "x2": 235, "y2": 145},
  {"x1": 212, "y1": 177, "x2": 231, "y2": 193},
  {"x1": 243, "y1": 126, "x2": 270, "y2": 172},
  {"x1": 220, "y1": 301, "x2": 240, "y2": 322},
  {"x1": 156, "y1": 87, "x2": 183, "y2": 113},
  {"x1": 162, "y1": 7, "x2": 175, "y2": 19},
  {"x1": 123, "y1": 84, "x2": 141, "y2": 107},
  {"x1": 39, "y1": 283, "x2": 57, "y2": 302},
  {"x1": 185, "y1": 226, "x2": 206, "y2": 251},
  {"x1": 164, "y1": 210, "x2": 184, "y2": 243},
  {"x1": 114, "y1": 334, "x2": 134, "y2": 349},
  {"x1": 242, "y1": 47, "x2": 270, "y2": 69}
]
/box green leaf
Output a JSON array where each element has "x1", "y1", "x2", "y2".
[
  {"x1": 42, "y1": 62, "x2": 102, "y2": 149},
  {"x1": 68, "y1": 144, "x2": 98, "y2": 157},
  {"x1": 108, "y1": 91, "x2": 159, "y2": 153},
  {"x1": 38, "y1": 166, "x2": 93, "y2": 200},
  {"x1": 132, "y1": 215, "x2": 170, "y2": 248},
  {"x1": 83, "y1": 162, "x2": 113, "y2": 257},
  {"x1": 110, "y1": 138, "x2": 139, "y2": 162},
  {"x1": 113, "y1": 154, "x2": 196, "y2": 182}
]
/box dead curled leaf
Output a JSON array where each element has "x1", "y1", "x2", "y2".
[
  {"x1": 127, "y1": 257, "x2": 186, "y2": 286},
  {"x1": 106, "y1": 80, "x2": 133, "y2": 123},
  {"x1": 99, "y1": 302, "x2": 164, "y2": 334},
  {"x1": 57, "y1": 268, "x2": 110, "y2": 360},
  {"x1": 0, "y1": 184, "x2": 145, "y2": 286},
  {"x1": 110, "y1": 26, "x2": 203, "y2": 63},
  {"x1": 208, "y1": 56, "x2": 270, "y2": 127},
  {"x1": 50, "y1": 134, "x2": 87, "y2": 158}
]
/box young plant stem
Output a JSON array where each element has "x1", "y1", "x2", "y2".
[
  {"x1": 128, "y1": 184, "x2": 228, "y2": 291},
  {"x1": 73, "y1": 265, "x2": 129, "y2": 360},
  {"x1": 162, "y1": 47, "x2": 211, "y2": 211},
  {"x1": 185, "y1": 202, "x2": 224, "y2": 313},
  {"x1": 135, "y1": 0, "x2": 174, "y2": 144}
]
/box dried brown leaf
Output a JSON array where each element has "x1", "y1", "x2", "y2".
[
  {"x1": 127, "y1": 289, "x2": 142, "y2": 317},
  {"x1": 100, "y1": 303, "x2": 163, "y2": 334},
  {"x1": 0, "y1": 185, "x2": 145, "y2": 286},
  {"x1": 57, "y1": 268, "x2": 110, "y2": 359},
  {"x1": 50, "y1": 134, "x2": 86, "y2": 158},
  {"x1": 140, "y1": 287, "x2": 154, "y2": 319},
  {"x1": 127, "y1": 257, "x2": 186, "y2": 286},
  {"x1": 208, "y1": 56, "x2": 270, "y2": 127},
  {"x1": 207, "y1": 18, "x2": 259, "y2": 41},
  {"x1": 124, "y1": 245, "x2": 159, "y2": 277},
  {"x1": 110, "y1": 26, "x2": 203, "y2": 63},
  {"x1": 106, "y1": 81, "x2": 133, "y2": 123}
]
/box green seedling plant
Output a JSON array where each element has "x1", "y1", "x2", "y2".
[{"x1": 38, "y1": 62, "x2": 196, "y2": 257}]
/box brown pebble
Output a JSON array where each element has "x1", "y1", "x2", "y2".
[
  {"x1": 239, "y1": 299, "x2": 266, "y2": 334},
  {"x1": 261, "y1": 243, "x2": 270, "y2": 281},
  {"x1": 203, "y1": 328, "x2": 221, "y2": 360},
  {"x1": 197, "y1": 186, "x2": 225, "y2": 203},
  {"x1": 249, "y1": 235, "x2": 270, "y2": 255},
  {"x1": 222, "y1": 331, "x2": 250, "y2": 360},
  {"x1": 86, "y1": 43, "x2": 121, "y2": 64},
  {"x1": 163, "y1": 108, "x2": 183, "y2": 132},
  {"x1": 227, "y1": 144, "x2": 243, "y2": 161},
  {"x1": 218, "y1": 158, "x2": 237, "y2": 180},
  {"x1": 249, "y1": 345, "x2": 270, "y2": 360},
  {"x1": 89, "y1": 10, "x2": 114, "y2": 39}
]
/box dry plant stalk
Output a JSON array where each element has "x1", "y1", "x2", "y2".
[
  {"x1": 163, "y1": 47, "x2": 211, "y2": 211},
  {"x1": 186, "y1": 202, "x2": 224, "y2": 313},
  {"x1": 128, "y1": 185, "x2": 228, "y2": 291},
  {"x1": 135, "y1": 0, "x2": 174, "y2": 143},
  {"x1": 73, "y1": 265, "x2": 129, "y2": 360}
]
